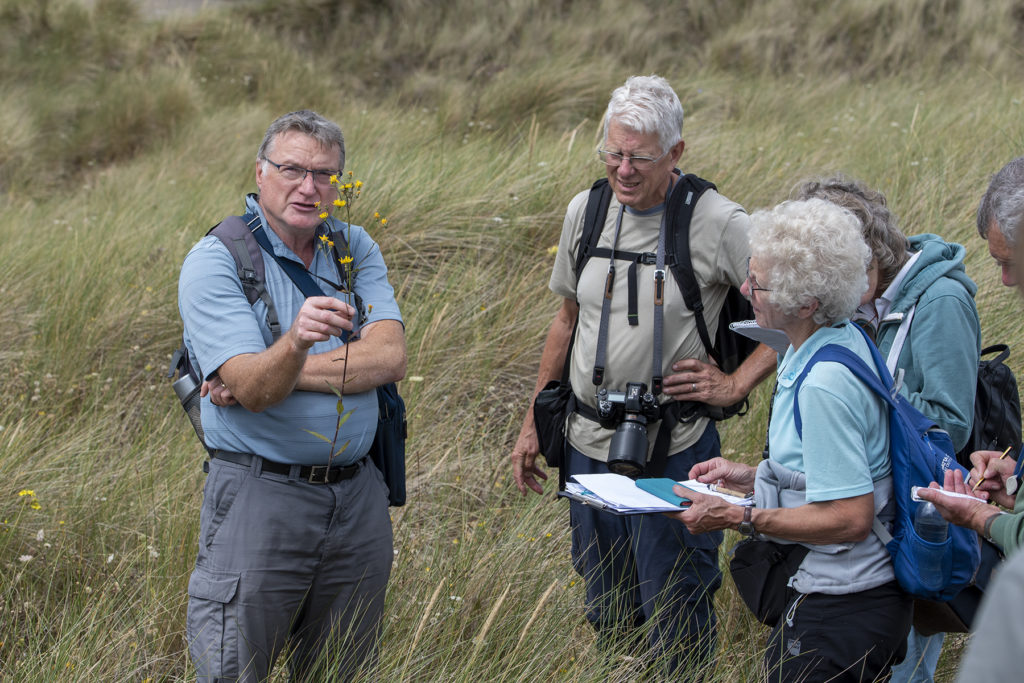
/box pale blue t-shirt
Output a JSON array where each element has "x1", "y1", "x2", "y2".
[
  {"x1": 768, "y1": 322, "x2": 891, "y2": 502},
  {"x1": 178, "y1": 194, "x2": 402, "y2": 466}
]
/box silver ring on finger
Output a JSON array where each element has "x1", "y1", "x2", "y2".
[{"x1": 692, "y1": 382, "x2": 697, "y2": 392}]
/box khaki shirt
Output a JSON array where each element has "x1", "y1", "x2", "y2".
[{"x1": 549, "y1": 177, "x2": 752, "y2": 461}]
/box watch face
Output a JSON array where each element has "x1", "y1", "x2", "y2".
[{"x1": 1008, "y1": 475, "x2": 1020, "y2": 496}]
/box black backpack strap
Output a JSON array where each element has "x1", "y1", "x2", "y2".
[
  {"x1": 576, "y1": 178, "x2": 614, "y2": 280},
  {"x1": 209, "y1": 214, "x2": 283, "y2": 341},
  {"x1": 664, "y1": 174, "x2": 718, "y2": 362}
]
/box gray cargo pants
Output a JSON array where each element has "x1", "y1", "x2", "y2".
[{"x1": 186, "y1": 455, "x2": 393, "y2": 681}]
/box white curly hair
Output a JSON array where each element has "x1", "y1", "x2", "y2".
[{"x1": 749, "y1": 198, "x2": 871, "y2": 326}]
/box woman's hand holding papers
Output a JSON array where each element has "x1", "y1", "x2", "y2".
[
  {"x1": 668, "y1": 486, "x2": 746, "y2": 534},
  {"x1": 688, "y1": 457, "x2": 757, "y2": 494},
  {"x1": 665, "y1": 456, "x2": 757, "y2": 534}
]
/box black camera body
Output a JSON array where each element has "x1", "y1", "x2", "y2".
[{"x1": 596, "y1": 382, "x2": 660, "y2": 479}]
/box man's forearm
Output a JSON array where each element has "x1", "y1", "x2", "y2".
[
  {"x1": 218, "y1": 337, "x2": 308, "y2": 412},
  {"x1": 731, "y1": 343, "x2": 777, "y2": 398},
  {"x1": 296, "y1": 320, "x2": 407, "y2": 395}
]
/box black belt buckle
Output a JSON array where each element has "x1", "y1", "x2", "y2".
[{"x1": 307, "y1": 465, "x2": 331, "y2": 484}]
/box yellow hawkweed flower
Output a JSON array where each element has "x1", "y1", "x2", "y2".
[
  {"x1": 373, "y1": 212, "x2": 381, "y2": 219},
  {"x1": 319, "y1": 234, "x2": 330, "y2": 244},
  {"x1": 348, "y1": 170, "x2": 353, "y2": 177},
  {"x1": 380, "y1": 217, "x2": 388, "y2": 226},
  {"x1": 327, "y1": 240, "x2": 334, "y2": 249},
  {"x1": 547, "y1": 245, "x2": 558, "y2": 256},
  {"x1": 318, "y1": 212, "x2": 329, "y2": 220},
  {"x1": 355, "y1": 180, "x2": 363, "y2": 189},
  {"x1": 338, "y1": 255, "x2": 354, "y2": 265},
  {"x1": 329, "y1": 175, "x2": 338, "y2": 185},
  {"x1": 18, "y1": 489, "x2": 35, "y2": 497},
  {"x1": 314, "y1": 201, "x2": 321, "y2": 208},
  {"x1": 334, "y1": 199, "x2": 346, "y2": 208}
]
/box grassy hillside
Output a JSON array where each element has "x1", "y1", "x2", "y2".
[{"x1": 2, "y1": 0, "x2": 1023, "y2": 679}]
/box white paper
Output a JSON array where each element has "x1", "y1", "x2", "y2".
[
  {"x1": 729, "y1": 319, "x2": 790, "y2": 354},
  {"x1": 676, "y1": 480, "x2": 754, "y2": 506},
  {"x1": 570, "y1": 473, "x2": 681, "y2": 512},
  {"x1": 910, "y1": 486, "x2": 983, "y2": 503}
]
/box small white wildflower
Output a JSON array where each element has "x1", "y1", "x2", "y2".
[
  {"x1": 106, "y1": 554, "x2": 115, "y2": 564},
  {"x1": 36, "y1": 529, "x2": 44, "y2": 542},
  {"x1": 18, "y1": 555, "x2": 33, "y2": 563},
  {"x1": 147, "y1": 545, "x2": 160, "y2": 559}
]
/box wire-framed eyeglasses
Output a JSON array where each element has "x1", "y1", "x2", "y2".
[
  {"x1": 746, "y1": 257, "x2": 772, "y2": 295},
  {"x1": 262, "y1": 157, "x2": 338, "y2": 187},
  {"x1": 596, "y1": 148, "x2": 669, "y2": 170}
]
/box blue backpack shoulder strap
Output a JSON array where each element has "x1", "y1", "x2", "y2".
[{"x1": 794, "y1": 325, "x2": 895, "y2": 437}]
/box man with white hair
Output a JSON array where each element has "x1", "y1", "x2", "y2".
[
  {"x1": 511, "y1": 75, "x2": 775, "y2": 674},
  {"x1": 977, "y1": 156, "x2": 1024, "y2": 290}
]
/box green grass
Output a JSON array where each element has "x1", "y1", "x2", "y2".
[{"x1": 1, "y1": 0, "x2": 1023, "y2": 679}]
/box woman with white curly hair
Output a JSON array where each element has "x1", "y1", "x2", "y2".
[{"x1": 668, "y1": 198, "x2": 912, "y2": 682}]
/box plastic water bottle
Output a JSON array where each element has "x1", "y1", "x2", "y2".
[
  {"x1": 914, "y1": 501, "x2": 948, "y2": 591},
  {"x1": 914, "y1": 501, "x2": 948, "y2": 543}
]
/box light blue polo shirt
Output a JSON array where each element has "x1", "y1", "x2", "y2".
[
  {"x1": 178, "y1": 194, "x2": 403, "y2": 466},
  {"x1": 768, "y1": 323, "x2": 891, "y2": 502}
]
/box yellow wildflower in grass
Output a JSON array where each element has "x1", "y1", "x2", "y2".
[
  {"x1": 319, "y1": 234, "x2": 330, "y2": 244},
  {"x1": 374, "y1": 212, "x2": 380, "y2": 219},
  {"x1": 547, "y1": 245, "x2": 558, "y2": 256},
  {"x1": 334, "y1": 199, "x2": 346, "y2": 208},
  {"x1": 355, "y1": 180, "x2": 363, "y2": 189},
  {"x1": 380, "y1": 217, "x2": 388, "y2": 226},
  {"x1": 329, "y1": 175, "x2": 338, "y2": 185},
  {"x1": 338, "y1": 255, "x2": 354, "y2": 265},
  {"x1": 318, "y1": 212, "x2": 329, "y2": 220},
  {"x1": 18, "y1": 489, "x2": 35, "y2": 497}
]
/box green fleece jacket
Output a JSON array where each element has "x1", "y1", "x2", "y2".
[{"x1": 874, "y1": 234, "x2": 981, "y2": 452}]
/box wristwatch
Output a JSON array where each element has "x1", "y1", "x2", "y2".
[{"x1": 738, "y1": 506, "x2": 756, "y2": 537}]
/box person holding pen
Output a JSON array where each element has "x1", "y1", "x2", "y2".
[{"x1": 669, "y1": 198, "x2": 911, "y2": 682}]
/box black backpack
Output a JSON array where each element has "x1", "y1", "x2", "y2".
[
  {"x1": 956, "y1": 344, "x2": 1022, "y2": 466},
  {"x1": 575, "y1": 175, "x2": 758, "y2": 419},
  {"x1": 168, "y1": 212, "x2": 408, "y2": 506}
]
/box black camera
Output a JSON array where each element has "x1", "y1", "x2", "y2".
[{"x1": 596, "y1": 382, "x2": 660, "y2": 479}]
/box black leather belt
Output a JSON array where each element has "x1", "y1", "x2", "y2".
[{"x1": 212, "y1": 450, "x2": 363, "y2": 484}]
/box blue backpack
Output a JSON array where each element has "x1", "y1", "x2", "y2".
[{"x1": 794, "y1": 324, "x2": 981, "y2": 601}]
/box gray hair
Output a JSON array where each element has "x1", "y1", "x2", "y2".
[
  {"x1": 749, "y1": 198, "x2": 870, "y2": 326},
  {"x1": 601, "y1": 75, "x2": 684, "y2": 154},
  {"x1": 256, "y1": 109, "x2": 346, "y2": 171},
  {"x1": 795, "y1": 174, "x2": 908, "y2": 292},
  {"x1": 977, "y1": 156, "x2": 1024, "y2": 246}
]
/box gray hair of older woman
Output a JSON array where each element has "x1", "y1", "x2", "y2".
[
  {"x1": 602, "y1": 75, "x2": 684, "y2": 154},
  {"x1": 749, "y1": 198, "x2": 871, "y2": 327},
  {"x1": 794, "y1": 175, "x2": 908, "y2": 293}
]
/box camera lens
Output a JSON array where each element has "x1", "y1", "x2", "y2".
[{"x1": 607, "y1": 420, "x2": 648, "y2": 479}]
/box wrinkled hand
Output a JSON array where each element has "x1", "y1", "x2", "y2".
[
  {"x1": 667, "y1": 487, "x2": 742, "y2": 534},
  {"x1": 688, "y1": 457, "x2": 756, "y2": 493},
  {"x1": 512, "y1": 422, "x2": 548, "y2": 495},
  {"x1": 968, "y1": 450, "x2": 1018, "y2": 509},
  {"x1": 916, "y1": 469, "x2": 998, "y2": 534},
  {"x1": 288, "y1": 296, "x2": 356, "y2": 351},
  {"x1": 662, "y1": 358, "x2": 741, "y2": 407},
  {"x1": 200, "y1": 374, "x2": 237, "y2": 407}
]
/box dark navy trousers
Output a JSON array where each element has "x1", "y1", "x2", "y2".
[{"x1": 567, "y1": 422, "x2": 724, "y2": 678}]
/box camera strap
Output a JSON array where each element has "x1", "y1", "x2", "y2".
[{"x1": 591, "y1": 178, "x2": 673, "y2": 394}]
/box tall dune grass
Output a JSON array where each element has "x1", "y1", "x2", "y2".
[{"x1": 1, "y1": 0, "x2": 1023, "y2": 679}]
